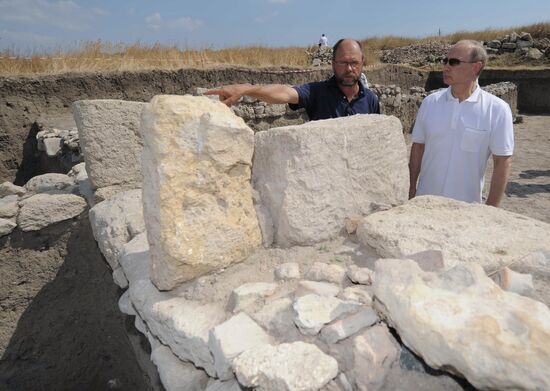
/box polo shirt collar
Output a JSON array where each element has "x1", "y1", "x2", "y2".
[
  {"x1": 445, "y1": 82, "x2": 481, "y2": 102},
  {"x1": 328, "y1": 75, "x2": 365, "y2": 98}
]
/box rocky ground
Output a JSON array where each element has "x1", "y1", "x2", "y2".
[{"x1": 0, "y1": 109, "x2": 548, "y2": 390}]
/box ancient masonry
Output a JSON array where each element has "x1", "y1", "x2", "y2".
[{"x1": 1, "y1": 86, "x2": 547, "y2": 390}]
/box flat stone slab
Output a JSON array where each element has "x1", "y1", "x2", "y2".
[
  {"x1": 17, "y1": 193, "x2": 87, "y2": 231},
  {"x1": 374, "y1": 258, "x2": 550, "y2": 390},
  {"x1": 358, "y1": 195, "x2": 550, "y2": 271},
  {"x1": 233, "y1": 341, "x2": 338, "y2": 391},
  {"x1": 24, "y1": 173, "x2": 76, "y2": 194}
]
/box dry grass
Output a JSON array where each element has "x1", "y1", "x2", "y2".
[{"x1": 2, "y1": 22, "x2": 549, "y2": 76}]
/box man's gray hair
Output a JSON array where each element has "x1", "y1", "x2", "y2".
[{"x1": 457, "y1": 39, "x2": 488, "y2": 66}]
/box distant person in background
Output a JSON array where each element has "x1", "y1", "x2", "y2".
[
  {"x1": 319, "y1": 33, "x2": 329, "y2": 48},
  {"x1": 204, "y1": 38, "x2": 380, "y2": 121},
  {"x1": 408, "y1": 40, "x2": 514, "y2": 207}
]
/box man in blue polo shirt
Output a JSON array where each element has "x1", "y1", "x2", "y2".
[{"x1": 205, "y1": 39, "x2": 380, "y2": 120}]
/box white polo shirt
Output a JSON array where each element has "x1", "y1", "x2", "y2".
[{"x1": 411, "y1": 85, "x2": 514, "y2": 203}]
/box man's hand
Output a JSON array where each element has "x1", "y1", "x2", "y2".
[{"x1": 204, "y1": 84, "x2": 252, "y2": 107}]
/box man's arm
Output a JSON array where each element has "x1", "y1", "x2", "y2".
[
  {"x1": 204, "y1": 83, "x2": 299, "y2": 107},
  {"x1": 486, "y1": 155, "x2": 512, "y2": 207},
  {"x1": 408, "y1": 142, "x2": 425, "y2": 199}
]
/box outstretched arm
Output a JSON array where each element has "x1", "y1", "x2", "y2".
[
  {"x1": 486, "y1": 155, "x2": 512, "y2": 207},
  {"x1": 408, "y1": 142, "x2": 425, "y2": 199},
  {"x1": 204, "y1": 83, "x2": 299, "y2": 107}
]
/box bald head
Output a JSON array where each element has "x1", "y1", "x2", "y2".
[
  {"x1": 332, "y1": 39, "x2": 364, "y2": 61},
  {"x1": 453, "y1": 39, "x2": 488, "y2": 67}
]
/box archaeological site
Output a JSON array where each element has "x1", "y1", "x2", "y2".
[{"x1": 1, "y1": 46, "x2": 550, "y2": 391}]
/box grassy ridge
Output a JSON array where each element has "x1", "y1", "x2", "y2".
[{"x1": 1, "y1": 22, "x2": 548, "y2": 76}]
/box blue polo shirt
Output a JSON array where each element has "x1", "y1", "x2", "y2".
[{"x1": 289, "y1": 76, "x2": 380, "y2": 120}]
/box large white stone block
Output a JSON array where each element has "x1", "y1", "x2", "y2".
[
  {"x1": 374, "y1": 258, "x2": 550, "y2": 390},
  {"x1": 140, "y1": 95, "x2": 262, "y2": 290},
  {"x1": 358, "y1": 195, "x2": 550, "y2": 271},
  {"x1": 252, "y1": 114, "x2": 408, "y2": 247},
  {"x1": 72, "y1": 99, "x2": 146, "y2": 189}
]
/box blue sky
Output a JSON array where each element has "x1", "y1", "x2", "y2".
[{"x1": 1, "y1": 0, "x2": 549, "y2": 54}]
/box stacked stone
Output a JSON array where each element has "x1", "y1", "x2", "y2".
[
  {"x1": 0, "y1": 164, "x2": 90, "y2": 237},
  {"x1": 484, "y1": 31, "x2": 550, "y2": 61},
  {"x1": 370, "y1": 84, "x2": 426, "y2": 133},
  {"x1": 380, "y1": 42, "x2": 452, "y2": 67},
  {"x1": 306, "y1": 46, "x2": 333, "y2": 66}
]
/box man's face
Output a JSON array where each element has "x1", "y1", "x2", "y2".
[
  {"x1": 332, "y1": 41, "x2": 363, "y2": 87},
  {"x1": 443, "y1": 44, "x2": 481, "y2": 86}
]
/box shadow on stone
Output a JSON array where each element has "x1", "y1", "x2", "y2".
[{"x1": 506, "y1": 182, "x2": 550, "y2": 197}]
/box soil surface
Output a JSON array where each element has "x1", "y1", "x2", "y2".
[
  {"x1": 0, "y1": 211, "x2": 158, "y2": 391},
  {"x1": 0, "y1": 114, "x2": 548, "y2": 391}
]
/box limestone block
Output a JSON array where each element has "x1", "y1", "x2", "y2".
[
  {"x1": 112, "y1": 267, "x2": 128, "y2": 289},
  {"x1": 233, "y1": 341, "x2": 338, "y2": 391},
  {"x1": 251, "y1": 298, "x2": 302, "y2": 341},
  {"x1": 357, "y1": 196, "x2": 550, "y2": 271},
  {"x1": 24, "y1": 173, "x2": 76, "y2": 194},
  {"x1": 0, "y1": 195, "x2": 19, "y2": 218},
  {"x1": 349, "y1": 324, "x2": 400, "y2": 391},
  {"x1": 295, "y1": 280, "x2": 340, "y2": 298},
  {"x1": 208, "y1": 312, "x2": 273, "y2": 380},
  {"x1": 68, "y1": 163, "x2": 94, "y2": 206},
  {"x1": 346, "y1": 264, "x2": 374, "y2": 285},
  {"x1": 0, "y1": 218, "x2": 17, "y2": 237},
  {"x1": 118, "y1": 232, "x2": 151, "y2": 285},
  {"x1": 89, "y1": 189, "x2": 145, "y2": 269},
  {"x1": 0, "y1": 182, "x2": 26, "y2": 197},
  {"x1": 274, "y1": 262, "x2": 300, "y2": 280},
  {"x1": 338, "y1": 286, "x2": 373, "y2": 306},
  {"x1": 374, "y1": 259, "x2": 550, "y2": 390},
  {"x1": 72, "y1": 99, "x2": 146, "y2": 189},
  {"x1": 227, "y1": 282, "x2": 278, "y2": 313},
  {"x1": 252, "y1": 114, "x2": 408, "y2": 247},
  {"x1": 129, "y1": 278, "x2": 226, "y2": 377},
  {"x1": 293, "y1": 294, "x2": 362, "y2": 336},
  {"x1": 205, "y1": 379, "x2": 242, "y2": 391},
  {"x1": 17, "y1": 193, "x2": 86, "y2": 231},
  {"x1": 151, "y1": 345, "x2": 209, "y2": 391},
  {"x1": 141, "y1": 95, "x2": 261, "y2": 290},
  {"x1": 43, "y1": 137, "x2": 62, "y2": 157},
  {"x1": 118, "y1": 290, "x2": 136, "y2": 316},
  {"x1": 304, "y1": 262, "x2": 347, "y2": 285},
  {"x1": 320, "y1": 308, "x2": 379, "y2": 344}
]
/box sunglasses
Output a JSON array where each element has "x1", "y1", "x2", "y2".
[{"x1": 441, "y1": 57, "x2": 479, "y2": 66}]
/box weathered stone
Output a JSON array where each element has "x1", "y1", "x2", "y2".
[
  {"x1": 274, "y1": 262, "x2": 300, "y2": 280},
  {"x1": 526, "y1": 48, "x2": 543, "y2": 60},
  {"x1": 501, "y1": 42, "x2": 517, "y2": 51},
  {"x1": 72, "y1": 99, "x2": 146, "y2": 189},
  {"x1": 346, "y1": 264, "x2": 374, "y2": 285},
  {"x1": 406, "y1": 249, "x2": 445, "y2": 271},
  {"x1": 305, "y1": 262, "x2": 347, "y2": 285},
  {"x1": 374, "y1": 259, "x2": 550, "y2": 390},
  {"x1": 357, "y1": 196, "x2": 550, "y2": 271},
  {"x1": 295, "y1": 280, "x2": 340, "y2": 298},
  {"x1": 151, "y1": 344, "x2": 209, "y2": 391},
  {"x1": 0, "y1": 182, "x2": 26, "y2": 197},
  {"x1": 492, "y1": 267, "x2": 535, "y2": 296},
  {"x1": 233, "y1": 342, "x2": 338, "y2": 391},
  {"x1": 24, "y1": 173, "x2": 76, "y2": 194},
  {"x1": 43, "y1": 137, "x2": 62, "y2": 157},
  {"x1": 89, "y1": 189, "x2": 145, "y2": 269},
  {"x1": 320, "y1": 308, "x2": 379, "y2": 344},
  {"x1": 0, "y1": 195, "x2": 18, "y2": 218},
  {"x1": 487, "y1": 40, "x2": 501, "y2": 49},
  {"x1": 68, "y1": 163, "x2": 94, "y2": 205},
  {"x1": 0, "y1": 217, "x2": 17, "y2": 237},
  {"x1": 205, "y1": 379, "x2": 242, "y2": 391},
  {"x1": 338, "y1": 286, "x2": 373, "y2": 306},
  {"x1": 118, "y1": 290, "x2": 136, "y2": 316},
  {"x1": 293, "y1": 294, "x2": 362, "y2": 335},
  {"x1": 141, "y1": 95, "x2": 261, "y2": 290},
  {"x1": 250, "y1": 298, "x2": 302, "y2": 341},
  {"x1": 349, "y1": 324, "x2": 400, "y2": 391},
  {"x1": 344, "y1": 214, "x2": 362, "y2": 235},
  {"x1": 17, "y1": 193, "x2": 86, "y2": 231},
  {"x1": 112, "y1": 267, "x2": 128, "y2": 289},
  {"x1": 129, "y1": 278, "x2": 226, "y2": 377},
  {"x1": 118, "y1": 233, "x2": 150, "y2": 285},
  {"x1": 227, "y1": 282, "x2": 278, "y2": 313},
  {"x1": 252, "y1": 114, "x2": 408, "y2": 247},
  {"x1": 208, "y1": 312, "x2": 272, "y2": 380}
]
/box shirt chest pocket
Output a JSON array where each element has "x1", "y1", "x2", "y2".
[{"x1": 460, "y1": 127, "x2": 489, "y2": 153}]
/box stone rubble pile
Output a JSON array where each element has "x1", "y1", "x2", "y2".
[
  {"x1": 484, "y1": 31, "x2": 550, "y2": 61},
  {"x1": 0, "y1": 164, "x2": 90, "y2": 237},
  {"x1": 380, "y1": 42, "x2": 452, "y2": 67},
  {"x1": 73, "y1": 95, "x2": 550, "y2": 391},
  {"x1": 306, "y1": 46, "x2": 333, "y2": 67},
  {"x1": 36, "y1": 126, "x2": 82, "y2": 164}
]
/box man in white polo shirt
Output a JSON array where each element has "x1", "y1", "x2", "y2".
[{"x1": 408, "y1": 40, "x2": 514, "y2": 207}]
